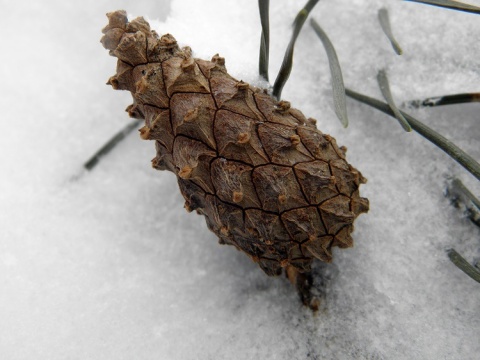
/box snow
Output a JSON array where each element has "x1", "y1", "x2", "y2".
[{"x1": 1, "y1": 0, "x2": 479, "y2": 359}]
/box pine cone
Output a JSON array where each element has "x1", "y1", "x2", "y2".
[{"x1": 101, "y1": 10, "x2": 369, "y2": 308}]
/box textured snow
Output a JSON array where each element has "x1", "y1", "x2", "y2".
[{"x1": 1, "y1": 0, "x2": 479, "y2": 359}]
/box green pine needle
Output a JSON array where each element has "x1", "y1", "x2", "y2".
[
  {"x1": 405, "y1": 92, "x2": 480, "y2": 108},
  {"x1": 345, "y1": 88, "x2": 480, "y2": 181},
  {"x1": 404, "y1": 0, "x2": 480, "y2": 14},
  {"x1": 378, "y1": 8, "x2": 403, "y2": 55},
  {"x1": 258, "y1": 0, "x2": 270, "y2": 82},
  {"x1": 448, "y1": 178, "x2": 480, "y2": 226},
  {"x1": 377, "y1": 69, "x2": 412, "y2": 132},
  {"x1": 450, "y1": 179, "x2": 480, "y2": 211},
  {"x1": 310, "y1": 18, "x2": 349, "y2": 128},
  {"x1": 272, "y1": 0, "x2": 320, "y2": 100},
  {"x1": 447, "y1": 249, "x2": 480, "y2": 283},
  {"x1": 84, "y1": 119, "x2": 142, "y2": 171}
]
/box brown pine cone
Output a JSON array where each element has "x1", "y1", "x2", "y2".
[{"x1": 101, "y1": 10, "x2": 369, "y2": 309}]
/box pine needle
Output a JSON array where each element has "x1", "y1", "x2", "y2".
[
  {"x1": 450, "y1": 178, "x2": 480, "y2": 211},
  {"x1": 404, "y1": 0, "x2": 480, "y2": 14},
  {"x1": 447, "y1": 249, "x2": 480, "y2": 283},
  {"x1": 378, "y1": 8, "x2": 403, "y2": 55},
  {"x1": 84, "y1": 119, "x2": 142, "y2": 171},
  {"x1": 258, "y1": 0, "x2": 270, "y2": 81},
  {"x1": 405, "y1": 92, "x2": 480, "y2": 108},
  {"x1": 447, "y1": 178, "x2": 480, "y2": 226},
  {"x1": 310, "y1": 18, "x2": 348, "y2": 128},
  {"x1": 345, "y1": 88, "x2": 480, "y2": 181},
  {"x1": 272, "y1": 0, "x2": 320, "y2": 100},
  {"x1": 377, "y1": 69, "x2": 412, "y2": 132}
]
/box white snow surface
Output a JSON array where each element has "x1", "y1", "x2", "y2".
[{"x1": 1, "y1": 0, "x2": 479, "y2": 359}]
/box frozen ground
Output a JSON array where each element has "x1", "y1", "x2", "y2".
[{"x1": 1, "y1": 0, "x2": 479, "y2": 359}]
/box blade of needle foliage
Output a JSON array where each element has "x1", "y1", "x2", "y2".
[
  {"x1": 377, "y1": 69, "x2": 412, "y2": 131},
  {"x1": 447, "y1": 178, "x2": 480, "y2": 226},
  {"x1": 404, "y1": 0, "x2": 480, "y2": 14},
  {"x1": 84, "y1": 119, "x2": 142, "y2": 171},
  {"x1": 272, "y1": 0, "x2": 320, "y2": 100},
  {"x1": 405, "y1": 92, "x2": 480, "y2": 108},
  {"x1": 447, "y1": 249, "x2": 480, "y2": 283},
  {"x1": 378, "y1": 8, "x2": 403, "y2": 55},
  {"x1": 345, "y1": 88, "x2": 480, "y2": 181},
  {"x1": 450, "y1": 178, "x2": 480, "y2": 210},
  {"x1": 310, "y1": 18, "x2": 348, "y2": 128},
  {"x1": 258, "y1": 0, "x2": 270, "y2": 82}
]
